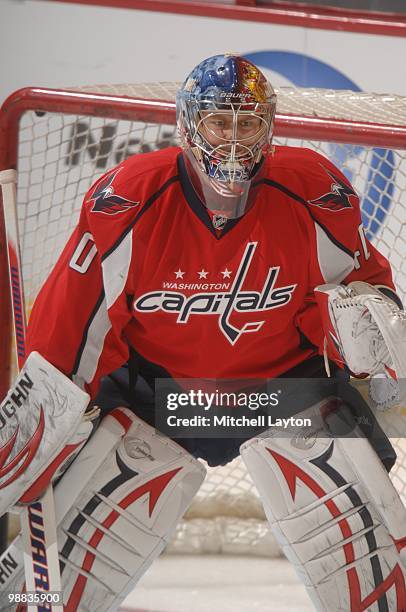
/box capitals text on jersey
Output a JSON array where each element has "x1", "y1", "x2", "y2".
[{"x1": 134, "y1": 242, "x2": 297, "y2": 344}]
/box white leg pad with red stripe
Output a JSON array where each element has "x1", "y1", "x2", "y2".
[
  {"x1": 240, "y1": 400, "x2": 406, "y2": 612},
  {"x1": 0, "y1": 407, "x2": 206, "y2": 611}
]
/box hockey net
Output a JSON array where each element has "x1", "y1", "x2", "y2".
[{"x1": 0, "y1": 83, "x2": 405, "y2": 556}]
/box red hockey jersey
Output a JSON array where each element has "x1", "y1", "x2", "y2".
[{"x1": 26, "y1": 146, "x2": 395, "y2": 397}]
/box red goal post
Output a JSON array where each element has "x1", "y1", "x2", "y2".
[{"x1": 0, "y1": 83, "x2": 405, "y2": 555}]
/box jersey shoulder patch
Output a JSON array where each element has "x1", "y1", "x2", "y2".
[
  {"x1": 268, "y1": 146, "x2": 358, "y2": 213},
  {"x1": 307, "y1": 165, "x2": 357, "y2": 212},
  {"x1": 87, "y1": 167, "x2": 140, "y2": 216},
  {"x1": 84, "y1": 147, "x2": 180, "y2": 217}
]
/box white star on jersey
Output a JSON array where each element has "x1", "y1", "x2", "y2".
[
  {"x1": 198, "y1": 270, "x2": 208, "y2": 279},
  {"x1": 175, "y1": 269, "x2": 185, "y2": 279},
  {"x1": 221, "y1": 268, "x2": 232, "y2": 279}
]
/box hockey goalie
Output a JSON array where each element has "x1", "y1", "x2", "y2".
[{"x1": 0, "y1": 54, "x2": 405, "y2": 611}]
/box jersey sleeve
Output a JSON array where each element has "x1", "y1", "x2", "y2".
[
  {"x1": 291, "y1": 149, "x2": 397, "y2": 355},
  {"x1": 26, "y1": 168, "x2": 138, "y2": 399}
]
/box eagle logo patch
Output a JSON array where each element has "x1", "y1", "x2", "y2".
[
  {"x1": 89, "y1": 168, "x2": 140, "y2": 215},
  {"x1": 308, "y1": 166, "x2": 356, "y2": 212}
]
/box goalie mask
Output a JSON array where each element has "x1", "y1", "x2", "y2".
[{"x1": 177, "y1": 54, "x2": 277, "y2": 219}]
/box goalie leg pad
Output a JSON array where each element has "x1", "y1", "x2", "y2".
[
  {"x1": 0, "y1": 407, "x2": 206, "y2": 611},
  {"x1": 0, "y1": 352, "x2": 90, "y2": 516},
  {"x1": 240, "y1": 398, "x2": 406, "y2": 612}
]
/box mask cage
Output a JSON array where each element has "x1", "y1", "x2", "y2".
[{"x1": 180, "y1": 97, "x2": 276, "y2": 183}]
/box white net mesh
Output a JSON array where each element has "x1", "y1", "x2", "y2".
[
  {"x1": 70, "y1": 83, "x2": 406, "y2": 126},
  {"x1": 6, "y1": 83, "x2": 406, "y2": 556}
]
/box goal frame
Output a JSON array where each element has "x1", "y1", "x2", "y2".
[
  {"x1": 0, "y1": 84, "x2": 406, "y2": 402},
  {"x1": 0, "y1": 83, "x2": 406, "y2": 560}
]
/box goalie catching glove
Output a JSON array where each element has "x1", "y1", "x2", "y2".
[{"x1": 315, "y1": 281, "x2": 406, "y2": 409}]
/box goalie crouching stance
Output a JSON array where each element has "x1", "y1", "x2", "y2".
[{"x1": 1, "y1": 54, "x2": 406, "y2": 611}]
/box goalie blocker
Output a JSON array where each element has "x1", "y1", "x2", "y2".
[
  {"x1": 241, "y1": 397, "x2": 406, "y2": 612},
  {"x1": 0, "y1": 352, "x2": 92, "y2": 516},
  {"x1": 0, "y1": 407, "x2": 206, "y2": 611}
]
